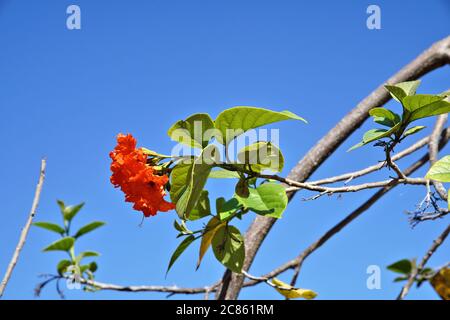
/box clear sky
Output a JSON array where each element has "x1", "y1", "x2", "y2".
[{"x1": 0, "y1": 0, "x2": 449, "y2": 300}]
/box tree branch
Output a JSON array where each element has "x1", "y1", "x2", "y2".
[
  {"x1": 217, "y1": 35, "x2": 450, "y2": 300},
  {"x1": 428, "y1": 114, "x2": 448, "y2": 201},
  {"x1": 0, "y1": 159, "x2": 47, "y2": 298}
]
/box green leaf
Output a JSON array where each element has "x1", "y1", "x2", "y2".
[
  {"x1": 409, "y1": 100, "x2": 450, "y2": 122},
  {"x1": 43, "y1": 237, "x2": 75, "y2": 252},
  {"x1": 237, "y1": 141, "x2": 284, "y2": 172},
  {"x1": 217, "y1": 198, "x2": 242, "y2": 221},
  {"x1": 348, "y1": 124, "x2": 400, "y2": 151},
  {"x1": 235, "y1": 182, "x2": 287, "y2": 219},
  {"x1": 188, "y1": 190, "x2": 211, "y2": 221},
  {"x1": 57, "y1": 200, "x2": 66, "y2": 214},
  {"x1": 209, "y1": 169, "x2": 241, "y2": 179},
  {"x1": 76, "y1": 251, "x2": 100, "y2": 264},
  {"x1": 393, "y1": 276, "x2": 409, "y2": 282},
  {"x1": 369, "y1": 108, "x2": 401, "y2": 127},
  {"x1": 402, "y1": 94, "x2": 445, "y2": 113},
  {"x1": 214, "y1": 106, "x2": 306, "y2": 144},
  {"x1": 57, "y1": 260, "x2": 72, "y2": 276},
  {"x1": 63, "y1": 203, "x2": 85, "y2": 222},
  {"x1": 74, "y1": 221, "x2": 105, "y2": 239},
  {"x1": 197, "y1": 217, "x2": 225, "y2": 269},
  {"x1": 176, "y1": 145, "x2": 218, "y2": 219},
  {"x1": 387, "y1": 259, "x2": 413, "y2": 275},
  {"x1": 166, "y1": 235, "x2": 196, "y2": 275},
  {"x1": 384, "y1": 80, "x2": 421, "y2": 102},
  {"x1": 168, "y1": 113, "x2": 215, "y2": 149},
  {"x1": 169, "y1": 159, "x2": 194, "y2": 203},
  {"x1": 212, "y1": 225, "x2": 245, "y2": 273},
  {"x1": 403, "y1": 126, "x2": 425, "y2": 138},
  {"x1": 33, "y1": 222, "x2": 65, "y2": 235},
  {"x1": 426, "y1": 155, "x2": 450, "y2": 182}
]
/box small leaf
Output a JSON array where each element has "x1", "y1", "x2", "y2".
[
  {"x1": 271, "y1": 278, "x2": 317, "y2": 300},
  {"x1": 235, "y1": 182, "x2": 288, "y2": 219},
  {"x1": 57, "y1": 260, "x2": 72, "y2": 276},
  {"x1": 43, "y1": 237, "x2": 75, "y2": 252},
  {"x1": 387, "y1": 259, "x2": 413, "y2": 275},
  {"x1": 166, "y1": 235, "x2": 196, "y2": 275},
  {"x1": 167, "y1": 113, "x2": 215, "y2": 149},
  {"x1": 57, "y1": 200, "x2": 66, "y2": 214},
  {"x1": 188, "y1": 190, "x2": 211, "y2": 221},
  {"x1": 63, "y1": 203, "x2": 85, "y2": 222},
  {"x1": 237, "y1": 141, "x2": 284, "y2": 172},
  {"x1": 197, "y1": 217, "x2": 225, "y2": 269},
  {"x1": 209, "y1": 169, "x2": 241, "y2": 179},
  {"x1": 217, "y1": 198, "x2": 242, "y2": 221},
  {"x1": 369, "y1": 108, "x2": 401, "y2": 127},
  {"x1": 403, "y1": 126, "x2": 425, "y2": 138},
  {"x1": 426, "y1": 155, "x2": 450, "y2": 182},
  {"x1": 235, "y1": 179, "x2": 250, "y2": 198},
  {"x1": 215, "y1": 107, "x2": 306, "y2": 144},
  {"x1": 88, "y1": 261, "x2": 98, "y2": 273},
  {"x1": 348, "y1": 123, "x2": 400, "y2": 151},
  {"x1": 169, "y1": 158, "x2": 194, "y2": 203},
  {"x1": 384, "y1": 80, "x2": 420, "y2": 102},
  {"x1": 76, "y1": 251, "x2": 100, "y2": 263},
  {"x1": 74, "y1": 221, "x2": 105, "y2": 239},
  {"x1": 33, "y1": 222, "x2": 65, "y2": 235},
  {"x1": 212, "y1": 225, "x2": 245, "y2": 273}
]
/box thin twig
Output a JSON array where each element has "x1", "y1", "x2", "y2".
[
  {"x1": 0, "y1": 159, "x2": 47, "y2": 298},
  {"x1": 397, "y1": 223, "x2": 450, "y2": 300}
]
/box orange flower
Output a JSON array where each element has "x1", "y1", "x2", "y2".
[{"x1": 110, "y1": 133, "x2": 175, "y2": 217}]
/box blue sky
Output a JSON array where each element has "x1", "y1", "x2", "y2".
[{"x1": 0, "y1": 0, "x2": 449, "y2": 300}]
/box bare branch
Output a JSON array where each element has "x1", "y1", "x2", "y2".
[
  {"x1": 0, "y1": 159, "x2": 47, "y2": 298},
  {"x1": 397, "y1": 223, "x2": 450, "y2": 300},
  {"x1": 217, "y1": 35, "x2": 450, "y2": 300}
]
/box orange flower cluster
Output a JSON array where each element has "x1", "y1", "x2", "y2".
[{"x1": 110, "y1": 133, "x2": 175, "y2": 217}]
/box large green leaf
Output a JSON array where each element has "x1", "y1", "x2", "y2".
[
  {"x1": 402, "y1": 94, "x2": 445, "y2": 112},
  {"x1": 166, "y1": 234, "x2": 196, "y2": 275},
  {"x1": 369, "y1": 108, "x2": 400, "y2": 127},
  {"x1": 169, "y1": 158, "x2": 194, "y2": 203},
  {"x1": 214, "y1": 106, "x2": 306, "y2": 144},
  {"x1": 237, "y1": 141, "x2": 284, "y2": 172},
  {"x1": 384, "y1": 80, "x2": 420, "y2": 102},
  {"x1": 74, "y1": 221, "x2": 105, "y2": 239},
  {"x1": 426, "y1": 155, "x2": 450, "y2": 182},
  {"x1": 235, "y1": 182, "x2": 287, "y2": 219},
  {"x1": 167, "y1": 113, "x2": 215, "y2": 149},
  {"x1": 212, "y1": 225, "x2": 245, "y2": 273},
  {"x1": 409, "y1": 100, "x2": 450, "y2": 122},
  {"x1": 43, "y1": 237, "x2": 75, "y2": 252},
  {"x1": 176, "y1": 145, "x2": 218, "y2": 219},
  {"x1": 33, "y1": 222, "x2": 65, "y2": 235},
  {"x1": 188, "y1": 190, "x2": 211, "y2": 221},
  {"x1": 387, "y1": 259, "x2": 414, "y2": 275}
]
